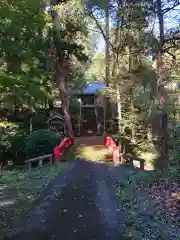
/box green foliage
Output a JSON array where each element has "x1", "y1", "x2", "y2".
[
  {"x1": 53, "y1": 1, "x2": 89, "y2": 62},
  {"x1": 31, "y1": 110, "x2": 49, "y2": 130},
  {"x1": 86, "y1": 51, "x2": 105, "y2": 81},
  {"x1": 0, "y1": 162, "x2": 67, "y2": 239},
  {"x1": 0, "y1": 122, "x2": 27, "y2": 165},
  {"x1": 117, "y1": 170, "x2": 180, "y2": 239},
  {"x1": 173, "y1": 124, "x2": 180, "y2": 168},
  {"x1": 0, "y1": 0, "x2": 52, "y2": 109},
  {"x1": 112, "y1": 134, "x2": 122, "y2": 145},
  {"x1": 24, "y1": 129, "x2": 63, "y2": 159},
  {"x1": 168, "y1": 165, "x2": 180, "y2": 180},
  {"x1": 88, "y1": 0, "x2": 108, "y2": 9},
  {"x1": 0, "y1": 0, "x2": 92, "y2": 162},
  {"x1": 174, "y1": 124, "x2": 180, "y2": 137},
  {"x1": 134, "y1": 141, "x2": 157, "y2": 155},
  {"x1": 0, "y1": 121, "x2": 16, "y2": 129}
]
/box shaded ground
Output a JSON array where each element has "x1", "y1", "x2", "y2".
[
  {"x1": 2, "y1": 136, "x2": 146, "y2": 240},
  {"x1": 5, "y1": 160, "x2": 133, "y2": 240},
  {"x1": 0, "y1": 163, "x2": 67, "y2": 239},
  {"x1": 117, "y1": 169, "x2": 180, "y2": 239}
]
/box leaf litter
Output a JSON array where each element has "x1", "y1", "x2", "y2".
[{"x1": 117, "y1": 171, "x2": 180, "y2": 239}]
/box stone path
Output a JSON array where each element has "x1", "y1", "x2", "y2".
[{"x1": 5, "y1": 160, "x2": 128, "y2": 240}]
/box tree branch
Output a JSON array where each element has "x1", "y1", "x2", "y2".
[
  {"x1": 162, "y1": 0, "x2": 180, "y2": 15},
  {"x1": 88, "y1": 10, "x2": 113, "y2": 50},
  {"x1": 164, "y1": 35, "x2": 180, "y2": 43},
  {"x1": 163, "y1": 44, "x2": 179, "y2": 52},
  {"x1": 165, "y1": 51, "x2": 176, "y2": 59},
  {"x1": 85, "y1": 27, "x2": 101, "y2": 34}
]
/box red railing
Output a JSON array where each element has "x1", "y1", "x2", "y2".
[
  {"x1": 104, "y1": 136, "x2": 121, "y2": 164},
  {"x1": 53, "y1": 137, "x2": 74, "y2": 162}
]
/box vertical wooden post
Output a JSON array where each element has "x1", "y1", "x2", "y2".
[
  {"x1": 39, "y1": 158, "x2": 43, "y2": 167},
  {"x1": 28, "y1": 162, "x2": 31, "y2": 170},
  {"x1": 103, "y1": 99, "x2": 106, "y2": 135},
  {"x1": 78, "y1": 98, "x2": 81, "y2": 136},
  {"x1": 94, "y1": 96, "x2": 98, "y2": 134},
  {"x1": 140, "y1": 160, "x2": 144, "y2": 170},
  {"x1": 49, "y1": 155, "x2": 53, "y2": 164},
  {"x1": 30, "y1": 117, "x2": 32, "y2": 133}
]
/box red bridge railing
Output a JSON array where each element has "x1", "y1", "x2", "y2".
[
  {"x1": 104, "y1": 136, "x2": 121, "y2": 164},
  {"x1": 54, "y1": 137, "x2": 74, "y2": 162}
]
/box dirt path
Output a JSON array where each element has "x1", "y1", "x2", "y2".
[{"x1": 5, "y1": 160, "x2": 128, "y2": 240}]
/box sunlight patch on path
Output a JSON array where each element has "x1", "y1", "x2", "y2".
[{"x1": 78, "y1": 145, "x2": 112, "y2": 163}]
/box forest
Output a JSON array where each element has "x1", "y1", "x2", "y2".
[{"x1": 0, "y1": 0, "x2": 180, "y2": 239}]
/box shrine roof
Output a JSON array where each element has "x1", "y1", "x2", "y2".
[{"x1": 73, "y1": 81, "x2": 106, "y2": 95}]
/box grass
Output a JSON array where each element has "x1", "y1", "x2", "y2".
[
  {"x1": 117, "y1": 167, "x2": 180, "y2": 239},
  {"x1": 61, "y1": 145, "x2": 81, "y2": 161},
  {"x1": 0, "y1": 162, "x2": 67, "y2": 239},
  {"x1": 134, "y1": 141, "x2": 159, "y2": 170},
  {"x1": 117, "y1": 139, "x2": 180, "y2": 239}
]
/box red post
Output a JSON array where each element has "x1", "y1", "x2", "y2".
[
  {"x1": 53, "y1": 137, "x2": 74, "y2": 162},
  {"x1": 104, "y1": 136, "x2": 122, "y2": 164},
  {"x1": 113, "y1": 146, "x2": 120, "y2": 164}
]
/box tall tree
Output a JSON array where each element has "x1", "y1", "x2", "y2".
[
  {"x1": 148, "y1": 0, "x2": 180, "y2": 171},
  {"x1": 0, "y1": 0, "x2": 53, "y2": 116},
  {"x1": 50, "y1": 0, "x2": 88, "y2": 136}
]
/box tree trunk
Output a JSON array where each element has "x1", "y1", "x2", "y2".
[
  {"x1": 57, "y1": 62, "x2": 73, "y2": 137},
  {"x1": 48, "y1": 98, "x2": 54, "y2": 110},
  {"x1": 128, "y1": 48, "x2": 136, "y2": 144},
  {"x1": 105, "y1": 0, "x2": 111, "y2": 126},
  {"x1": 111, "y1": 3, "x2": 122, "y2": 121},
  {"x1": 116, "y1": 85, "x2": 122, "y2": 133},
  {"x1": 156, "y1": 0, "x2": 168, "y2": 171},
  {"x1": 105, "y1": 0, "x2": 110, "y2": 87},
  {"x1": 143, "y1": 85, "x2": 153, "y2": 141},
  {"x1": 131, "y1": 91, "x2": 136, "y2": 144}
]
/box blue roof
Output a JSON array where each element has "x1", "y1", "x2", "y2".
[{"x1": 82, "y1": 82, "x2": 106, "y2": 94}]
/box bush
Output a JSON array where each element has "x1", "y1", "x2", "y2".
[
  {"x1": 0, "y1": 122, "x2": 27, "y2": 165},
  {"x1": 24, "y1": 129, "x2": 63, "y2": 160},
  {"x1": 17, "y1": 109, "x2": 49, "y2": 133},
  {"x1": 31, "y1": 109, "x2": 49, "y2": 131},
  {"x1": 172, "y1": 125, "x2": 180, "y2": 167},
  {"x1": 112, "y1": 134, "x2": 122, "y2": 145}
]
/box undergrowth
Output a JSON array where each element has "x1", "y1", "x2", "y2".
[
  {"x1": 117, "y1": 167, "x2": 180, "y2": 240},
  {"x1": 0, "y1": 162, "x2": 67, "y2": 239}
]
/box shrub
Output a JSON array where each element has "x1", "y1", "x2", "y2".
[
  {"x1": 17, "y1": 109, "x2": 49, "y2": 133},
  {"x1": 0, "y1": 122, "x2": 27, "y2": 165},
  {"x1": 31, "y1": 109, "x2": 49, "y2": 131},
  {"x1": 24, "y1": 129, "x2": 63, "y2": 160},
  {"x1": 173, "y1": 125, "x2": 180, "y2": 167},
  {"x1": 112, "y1": 134, "x2": 122, "y2": 145}
]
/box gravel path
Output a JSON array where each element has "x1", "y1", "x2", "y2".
[{"x1": 5, "y1": 160, "x2": 126, "y2": 240}]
